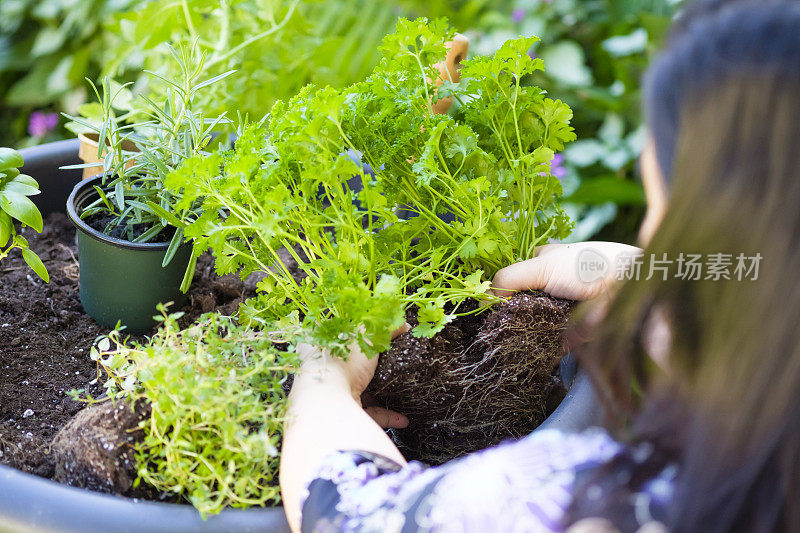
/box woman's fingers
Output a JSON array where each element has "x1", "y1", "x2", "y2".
[
  {"x1": 534, "y1": 243, "x2": 560, "y2": 257},
  {"x1": 490, "y1": 256, "x2": 549, "y2": 297},
  {"x1": 364, "y1": 406, "x2": 409, "y2": 429},
  {"x1": 391, "y1": 322, "x2": 411, "y2": 339},
  {"x1": 491, "y1": 242, "x2": 643, "y2": 301}
]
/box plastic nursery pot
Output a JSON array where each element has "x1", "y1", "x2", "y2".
[
  {"x1": 66, "y1": 175, "x2": 192, "y2": 333},
  {"x1": 77, "y1": 132, "x2": 139, "y2": 180}
]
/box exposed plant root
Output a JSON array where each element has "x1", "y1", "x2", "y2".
[{"x1": 368, "y1": 291, "x2": 574, "y2": 465}]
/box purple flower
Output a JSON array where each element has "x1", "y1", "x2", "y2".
[
  {"x1": 28, "y1": 111, "x2": 58, "y2": 138},
  {"x1": 551, "y1": 154, "x2": 567, "y2": 179},
  {"x1": 512, "y1": 8, "x2": 526, "y2": 22}
]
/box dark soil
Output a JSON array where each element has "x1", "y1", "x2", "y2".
[
  {"x1": 0, "y1": 213, "x2": 260, "y2": 484},
  {"x1": 84, "y1": 214, "x2": 175, "y2": 243},
  {"x1": 2, "y1": 211, "x2": 571, "y2": 495},
  {"x1": 84, "y1": 213, "x2": 176, "y2": 243},
  {"x1": 368, "y1": 291, "x2": 574, "y2": 465}
]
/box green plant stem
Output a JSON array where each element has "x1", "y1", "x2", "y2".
[{"x1": 206, "y1": 0, "x2": 300, "y2": 69}]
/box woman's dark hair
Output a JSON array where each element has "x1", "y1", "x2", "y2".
[
  {"x1": 568, "y1": 2, "x2": 800, "y2": 532},
  {"x1": 650, "y1": 0, "x2": 800, "y2": 179}
]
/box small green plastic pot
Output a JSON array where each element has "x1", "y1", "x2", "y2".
[{"x1": 67, "y1": 176, "x2": 192, "y2": 333}]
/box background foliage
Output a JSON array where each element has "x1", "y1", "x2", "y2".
[
  {"x1": 2, "y1": 0, "x2": 681, "y2": 241},
  {"x1": 458, "y1": 0, "x2": 681, "y2": 242},
  {"x1": 0, "y1": 0, "x2": 140, "y2": 147},
  {"x1": 101, "y1": 0, "x2": 413, "y2": 129}
]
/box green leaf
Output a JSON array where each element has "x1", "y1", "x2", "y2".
[
  {"x1": 114, "y1": 181, "x2": 125, "y2": 211},
  {"x1": 163, "y1": 227, "x2": 184, "y2": 267},
  {"x1": 93, "y1": 186, "x2": 116, "y2": 213},
  {"x1": 0, "y1": 191, "x2": 43, "y2": 232},
  {"x1": 602, "y1": 28, "x2": 648, "y2": 58},
  {"x1": 31, "y1": 26, "x2": 66, "y2": 57},
  {"x1": 22, "y1": 248, "x2": 49, "y2": 282},
  {"x1": 1, "y1": 168, "x2": 20, "y2": 180},
  {"x1": 146, "y1": 201, "x2": 186, "y2": 228},
  {"x1": 180, "y1": 248, "x2": 199, "y2": 293},
  {"x1": 139, "y1": 145, "x2": 171, "y2": 178},
  {"x1": 539, "y1": 41, "x2": 593, "y2": 87},
  {"x1": 598, "y1": 114, "x2": 626, "y2": 145},
  {"x1": 564, "y1": 140, "x2": 606, "y2": 167},
  {"x1": 0, "y1": 148, "x2": 24, "y2": 172},
  {"x1": 0, "y1": 211, "x2": 12, "y2": 247},
  {"x1": 193, "y1": 70, "x2": 237, "y2": 92},
  {"x1": 12, "y1": 174, "x2": 39, "y2": 189},
  {"x1": 4, "y1": 179, "x2": 40, "y2": 197},
  {"x1": 132, "y1": 224, "x2": 164, "y2": 243},
  {"x1": 459, "y1": 238, "x2": 479, "y2": 260}
]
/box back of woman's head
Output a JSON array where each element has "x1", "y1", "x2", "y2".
[
  {"x1": 649, "y1": 0, "x2": 800, "y2": 180},
  {"x1": 571, "y1": 3, "x2": 800, "y2": 532}
]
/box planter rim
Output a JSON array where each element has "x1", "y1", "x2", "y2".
[
  {"x1": 67, "y1": 175, "x2": 176, "y2": 252},
  {"x1": 0, "y1": 462, "x2": 288, "y2": 533}
]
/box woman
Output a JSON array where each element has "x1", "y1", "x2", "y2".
[{"x1": 280, "y1": 2, "x2": 800, "y2": 531}]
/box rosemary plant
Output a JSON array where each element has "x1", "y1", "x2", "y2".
[{"x1": 62, "y1": 43, "x2": 232, "y2": 280}]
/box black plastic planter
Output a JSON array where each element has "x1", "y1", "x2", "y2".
[
  {"x1": 0, "y1": 356, "x2": 596, "y2": 533},
  {"x1": 538, "y1": 354, "x2": 602, "y2": 433},
  {"x1": 22, "y1": 138, "x2": 83, "y2": 217},
  {"x1": 0, "y1": 467, "x2": 290, "y2": 533},
  {"x1": 0, "y1": 140, "x2": 600, "y2": 533},
  {"x1": 66, "y1": 175, "x2": 192, "y2": 333}
]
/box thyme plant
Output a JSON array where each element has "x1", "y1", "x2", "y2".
[{"x1": 85, "y1": 308, "x2": 297, "y2": 517}]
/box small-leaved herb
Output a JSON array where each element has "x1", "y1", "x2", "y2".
[{"x1": 84, "y1": 307, "x2": 297, "y2": 517}]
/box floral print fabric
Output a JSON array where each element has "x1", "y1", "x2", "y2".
[{"x1": 300, "y1": 429, "x2": 674, "y2": 533}]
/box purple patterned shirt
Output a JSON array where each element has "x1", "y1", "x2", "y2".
[{"x1": 300, "y1": 429, "x2": 675, "y2": 532}]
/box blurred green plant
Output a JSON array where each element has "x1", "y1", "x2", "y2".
[
  {"x1": 466, "y1": 0, "x2": 681, "y2": 242},
  {"x1": 398, "y1": 0, "x2": 511, "y2": 29},
  {"x1": 103, "y1": 0, "x2": 412, "y2": 129},
  {"x1": 0, "y1": 0, "x2": 417, "y2": 147},
  {"x1": 79, "y1": 308, "x2": 297, "y2": 516},
  {"x1": 0, "y1": 0, "x2": 142, "y2": 147}
]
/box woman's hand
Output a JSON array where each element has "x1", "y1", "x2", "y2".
[
  {"x1": 295, "y1": 323, "x2": 411, "y2": 429},
  {"x1": 492, "y1": 242, "x2": 642, "y2": 301},
  {"x1": 282, "y1": 326, "x2": 410, "y2": 532}
]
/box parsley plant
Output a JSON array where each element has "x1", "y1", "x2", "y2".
[{"x1": 168, "y1": 19, "x2": 576, "y2": 358}]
